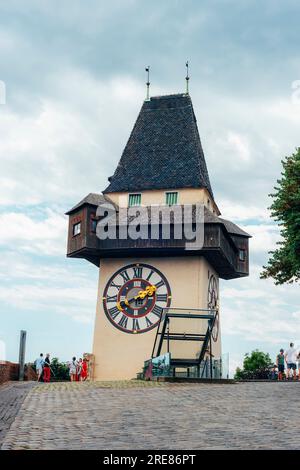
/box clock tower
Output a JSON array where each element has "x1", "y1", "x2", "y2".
[{"x1": 66, "y1": 92, "x2": 250, "y2": 380}]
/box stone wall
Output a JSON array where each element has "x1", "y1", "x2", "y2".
[
  {"x1": 24, "y1": 364, "x2": 37, "y2": 381},
  {"x1": 0, "y1": 361, "x2": 19, "y2": 384}
]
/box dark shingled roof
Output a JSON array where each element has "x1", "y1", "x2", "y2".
[
  {"x1": 65, "y1": 193, "x2": 107, "y2": 215},
  {"x1": 103, "y1": 93, "x2": 214, "y2": 199}
]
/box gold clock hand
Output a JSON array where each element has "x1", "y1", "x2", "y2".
[{"x1": 117, "y1": 284, "x2": 157, "y2": 311}]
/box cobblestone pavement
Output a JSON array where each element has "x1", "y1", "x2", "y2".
[
  {"x1": 0, "y1": 381, "x2": 36, "y2": 447},
  {"x1": 2, "y1": 380, "x2": 300, "y2": 450}
]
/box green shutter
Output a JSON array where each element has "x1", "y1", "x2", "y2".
[
  {"x1": 129, "y1": 194, "x2": 141, "y2": 206},
  {"x1": 166, "y1": 192, "x2": 178, "y2": 205}
]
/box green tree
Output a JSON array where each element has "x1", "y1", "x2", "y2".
[
  {"x1": 234, "y1": 350, "x2": 273, "y2": 380},
  {"x1": 50, "y1": 357, "x2": 70, "y2": 381},
  {"x1": 261, "y1": 148, "x2": 300, "y2": 284}
]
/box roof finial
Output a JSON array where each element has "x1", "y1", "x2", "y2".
[
  {"x1": 185, "y1": 61, "x2": 190, "y2": 94},
  {"x1": 145, "y1": 66, "x2": 150, "y2": 101}
]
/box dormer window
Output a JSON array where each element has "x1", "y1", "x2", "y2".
[
  {"x1": 166, "y1": 192, "x2": 178, "y2": 206},
  {"x1": 73, "y1": 222, "x2": 81, "y2": 236},
  {"x1": 129, "y1": 193, "x2": 141, "y2": 207}
]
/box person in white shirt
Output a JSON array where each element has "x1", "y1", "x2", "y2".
[
  {"x1": 34, "y1": 353, "x2": 44, "y2": 381},
  {"x1": 69, "y1": 357, "x2": 78, "y2": 382},
  {"x1": 285, "y1": 343, "x2": 297, "y2": 380}
]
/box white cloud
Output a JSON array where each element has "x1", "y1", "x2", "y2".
[
  {"x1": 0, "y1": 253, "x2": 98, "y2": 324},
  {"x1": 243, "y1": 223, "x2": 280, "y2": 254},
  {"x1": 221, "y1": 265, "x2": 300, "y2": 347},
  {"x1": 0, "y1": 70, "x2": 144, "y2": 207},
  {"x1": 227, "y1": 131, "x2": 251, "y2": 162},
  {"x1": 219, "y1": 201, "x2": 270, "y2": 223},
  {"x1": 0, "y1": 209, "x2": 66, "y2": 255}
]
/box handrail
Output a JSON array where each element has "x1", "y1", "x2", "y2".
[
  {"x1": 163, "y1": 307, "x2": 217, "y2": 313},
  {"x1": 152, "y1": 307, "x2": 218, "y2": 361}
]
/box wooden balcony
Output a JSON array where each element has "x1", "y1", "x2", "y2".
[{"x1": 66, "y1": 199, "x2": 250, "y2": 280}]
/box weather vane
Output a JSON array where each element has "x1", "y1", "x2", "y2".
[
  {"x1": 145, "y1": 66, "x2": 150, "y2": 101},
  {"x1": 185, "y1": 61, "x2": 190, "y2": 94}
]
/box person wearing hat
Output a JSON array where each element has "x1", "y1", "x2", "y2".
[{"x1": 276, "y1": 348, "x2": 285, "y2": 381}]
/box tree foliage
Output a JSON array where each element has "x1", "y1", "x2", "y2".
[
  {"x1": 261, "y1": 148, "x2": 300, "y2": 284},
  {"x1": 50, "y1": 357, "x2": 70, "y2": 381},
  {"x1": 234, "y1": 349, "x2": 273, "y2": 380}
]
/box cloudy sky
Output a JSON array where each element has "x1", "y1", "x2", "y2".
[{"x1": 1, "y1": 0, "x2": 300, "y2": 375}]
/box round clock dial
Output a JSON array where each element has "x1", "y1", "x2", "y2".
[
  {"x1": 102, "y1": 263, "x2": 171, "y2": 334},
  {"x1": 207, "y1": 274, "x2": 219, "y2": 342}
]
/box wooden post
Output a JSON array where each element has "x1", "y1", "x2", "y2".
[{"x1": 18, "y1": 330, "x2": 26, "y2": 381}]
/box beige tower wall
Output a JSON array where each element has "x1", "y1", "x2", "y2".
[
  {"x1": 105, "y1": 187, "x2": 220, "y2": 215},
  {"x1": 92, "y1": 256, "x2": 221, "y2": 380}
]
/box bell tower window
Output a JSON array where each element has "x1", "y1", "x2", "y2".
[
  {"x1": 166, "y1": 192, "x2": 178, "y2": 206},
  {"x1": 129, "y1": 193, "x2": 141, "y2": 206}
]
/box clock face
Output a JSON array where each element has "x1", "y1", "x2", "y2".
[
  {"x1": 102, "y1": 263, "x2": 171, "y2": 334},
  {"x1": 207, "y1": 274, "x2": 219, "y2": 342}
]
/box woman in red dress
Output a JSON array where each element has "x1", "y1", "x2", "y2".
[{"x1": 81, "y1": 358, "x2": 88, "y2": 381}]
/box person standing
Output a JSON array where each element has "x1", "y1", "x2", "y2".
[
  {"x1": 285, "y1": 343, "x2": 297, "y2": 380},
  {"x1": 43, "y1": 353, "x2": 51, "y2": 383},
  {"x1": 276, "y1": 349, "x2": 285, "y2": 381},
  {"x1": 81, "y1": 358, "x2": 88, "y2": 381},
  {"x1": 77, "y1": 358, "x2": 83, "y2": 381},
  {"x1": 35, "y1": 353, "x2": 44, "y2": 381},
  {"x1": 69, "y1": 357, "x2": 78, "y2": 382}
]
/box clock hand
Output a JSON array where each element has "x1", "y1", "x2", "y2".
[{"x1": 117, "y1": 285, "x2": 157, "y2": 311}]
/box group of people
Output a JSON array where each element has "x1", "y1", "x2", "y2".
[
  {"x1": 69, "y1": 357, "x2": 88, "y2": 382},
  {"x1": 276, "y1": 343, "x2": 300, "y2": 380},
  {"x1": 34, "y1": 353, "x2": 88, "y2": 382},
  {"x1": 35, "y1": 353, "x2": 51, "y2": 382}
]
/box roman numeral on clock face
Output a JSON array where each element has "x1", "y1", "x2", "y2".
[
  {"x1": 106, "y1": 294, "x2": 118, "y2": 303},
  {"x1": 152, "y1": 305, "x2": 163, "y2": 318},
  {"x1": 156, "y1": 294, "x2": 168, "y2": 302},
  {"x1": 120, "y1": 270, "x2": 130, "y2": 283},
  {"x1": 155, "y1": 280, "x2": 165, "y2": 289},
  {"x1": 133, "y1": 266, "x2": 143, "y2": 278},
  {"x1": 132, "y1": 318, "x2": 140, "y2": 331},
  {"x1": 118, "y1": 315, "x2": 128, "y2": 329},
  {"x1": 145, "y1": 317, "x2": 153, "y2": 328},
  {"x1": 146, "y1": 270, "x2": 154, "y2": 281},
  {"x1": 108, "y1": 306, "x2": 119, "y2": 320},
  {"x1": 111, "y1": 281, "x2": 122, "y2": 290}
]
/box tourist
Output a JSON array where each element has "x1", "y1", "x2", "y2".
[
  {"x1": 285, "y1": 343, "x2": 297, "y2": 380},
  {"x1": 43, "y1": 353, "x2": 51, "y2": 383},
  {"x1": 276, "y1": 349, "x2": 285, "y2": 381},
  {"x1": 69, "y1": 357, "x2": 78, "y2": 382},
  {"x1": 77, "y1": 358, "x2": 83, "y2": 381},
  {"x1": 81, "y1": 358, "x2": 88, "y2": 381},
  {"x1": 35, "y1": 353, "x2": 44, "y2": 381}
]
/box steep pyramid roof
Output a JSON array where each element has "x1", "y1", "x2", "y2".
[{"x1": 103, "y1": 93, "x2": 214, "y2": 199}]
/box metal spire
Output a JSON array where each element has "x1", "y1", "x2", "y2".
[
  {"x1": 145, "y1": 66, "x2": 150, "y2": 101},
  {"x1": 185, "y1": 61, "x2": 190, "y2": 94}
]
